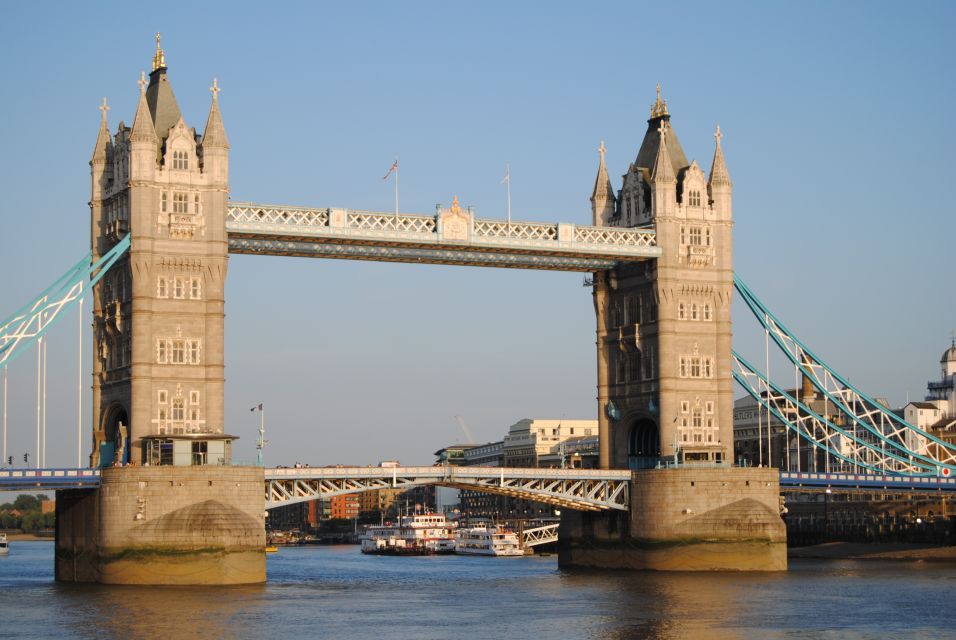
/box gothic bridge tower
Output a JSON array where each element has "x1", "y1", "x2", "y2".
[
  {"x1": 592, "y1": 87, "x2": 733, "y2": 470},
  {"x1": 89, "y1": 36, "x2": 231, "y2": 466}
]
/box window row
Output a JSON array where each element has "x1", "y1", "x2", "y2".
[
  {"x1": 680, "y1": 225, "x2": 712, "y2": 247},
  {"x1": 160, "y1": 191, "x2": 202, "y2": 215},
  {"x1": 686, "y1": 189, "x2": 702, "y2": 207},
  {"x1": 677, "y1": 301, "x2": 713, "y2": 321},
  {"x1": 156, "y1": 338, "x2": 202, "y2": 365},
  {"x1": 678, "y1": 355, "x2": 713, "y2": 379},
  {"x1": 612, "y1": 292, "x2": 658, "y2": 327},
  {"x1": 157, "y1": 399, "x2": 201, "y2": 423},
  {"x1": 157, "y1": 276, "x2": 202, "y2": 300},
  {"x1": 157, "y1": 389, "x2": 200, "y2": 405},
  {"x1": 680, "y1": 400, "x2": 715, "y2": 415},
  {"x1": 677, "y1": 425, "x2": 717, "y2": 444},
  {"x1": 614, "y1": 346, "x2": 657, "y2": 384},
  {"x1": 172, "y1": 150, "x2": 190, "y2": 170}
]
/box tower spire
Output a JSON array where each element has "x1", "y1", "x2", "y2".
[
  {"x1": 650, "y1": 82, "x2": 669, "y2": 119},
  {"x1": 152, "y1": 32, "x2": 166, "y2": 72},
  {"x1": 708, "y1": 124, "x2": 731, "y2": 187},
  {"x1": 201, "y1": 77, "x2": 230, "y2": 149},
  {"x1": 651, "y1": 120, "x2": 675, "y2": 184},
  {"x1": 91, "y1": 97, "x2": 111, "y2": 162},
  {"x1": 130, "y1": 71, "x2": 158, "y2": 144},
  {"x1": 590, "y1": 140, "x2": 616, "y2": 226}
]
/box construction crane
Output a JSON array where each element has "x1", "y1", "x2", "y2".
[{"x1": 455, "y1": 415, "x2": 476, "y2": 444}]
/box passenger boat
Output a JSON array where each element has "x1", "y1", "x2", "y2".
[
  {"x1": 0, "y1": 533, "x2": 8, "y2": 556},
  {"x1": 265, "y1": 545, "x2": 279, "y2": 553},
  {"x1": 361, "y1": 513, "x2": 457, "y2": 555},
  {"x1": 455, "y1": 525, "x2": 524, "y2": 556}
]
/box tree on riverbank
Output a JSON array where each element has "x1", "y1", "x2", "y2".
[{"x1": 0, "y1": 494, "x2": 54, "y2": 532}]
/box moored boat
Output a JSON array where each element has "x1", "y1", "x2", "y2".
[
  {"x1": 455, "y1": 525, "x2": 524, "y2": 556},
  {"x1": 361, "y1": 513, "x2": 457, "y2": 555},
  {"x1": 0, "y1": 533, "x2": 9, "y2": 556}
]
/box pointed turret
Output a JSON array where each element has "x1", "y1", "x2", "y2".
[
  {"x1": 129, "y1": 72, "x2": 158, "y2": 145},
  {"x1": 590, "y1": 140, "x2": 615, "y2": 226},
  {"x1": 91, "y1": 97, "x2": 111, "y2": 163},
  {"x1": 632, "y1": 84, "x2": 689, "y2": 177},
  {"x1": 200, "y1": 78, "x2": 230, "y2": 184},
  {"x1": 145, "y1": 33, "x2": 182, "y2": 142},
  {"x1": 707, "y1": 125, "x2": 732, "y2": 219},
  {"x1": 651, "y1": 121, "x2": 676, "y2": 185},
  {"x1": 201, "y1": 78, "x2": 230, "y2": 150}
]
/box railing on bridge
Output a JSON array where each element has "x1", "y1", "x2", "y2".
[
  {"x1": 264, "y1": 465, "x2": 631, "y2": 511},
  {"x1": 226, "y1": 202, "x2": 660, "y2": 271},
  {"x1": 779, "y1": 471, "x2": 956, "y2": 494},
  {"x1": 0, "y1": 468, "x2": 101, "y2": 490},
  {"x1": 521, "y1": 522, "x2": 560, "y2": 547}
]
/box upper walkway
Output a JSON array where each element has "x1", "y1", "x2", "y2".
[{"x1": 225, "y1": 202, "x2": 660, "y2": 271}]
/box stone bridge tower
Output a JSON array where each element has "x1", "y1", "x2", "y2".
[
  {"x1": 89, "y1": 36, "x2": 231, "y2": 466},
  {"x1": 592, "y1": 87, "x2": 734, "y2": 470}
]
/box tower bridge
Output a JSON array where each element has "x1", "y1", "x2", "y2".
[{"x1": 3, "y1": 39, "x2": 954, "y2": 584}]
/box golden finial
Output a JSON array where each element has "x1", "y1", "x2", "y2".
[
  {"x1": 152, "y1": 32, "x2": 166, "y2": 71},
  {"x1": 450, "y1": 195, "x2": 461, "y2": 213},
  {"x1": 650, "y1": 83, "x2": 668, "y2": 118}
]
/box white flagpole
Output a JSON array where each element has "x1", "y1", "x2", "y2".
[
  {"x1": 506, "y1": 164, "x2": 511, "y2": 223},
  {"x1": 395, "y1": 162, "x2": 399, "y2": 218}
]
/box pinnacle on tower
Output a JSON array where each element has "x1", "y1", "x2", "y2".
[
  {"x1": 708, "y1": 124, "x2": 731, "y2": 187},
  {"x1": 201, "y1": 78, "x2": 230, "y2": 149},
  {"x1": 591, "y1": 140, "x2": 614, "y2": 203},
  {"x1": 651, "y1": 120, "x2": 675, "y2": 184},
  {"x1": 129, "y1": 72, "x2": 158, "y2": 144},
  {"x1": 91, "y1": 97, "x2": 111, "y2": 161},
  {"x1": 145, "y1": 33, "x2": 182, "y2": 142}
]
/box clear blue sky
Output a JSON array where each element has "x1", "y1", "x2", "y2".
[{"x1": 0, "y1": 1, "x2": 953, "y2": 467}]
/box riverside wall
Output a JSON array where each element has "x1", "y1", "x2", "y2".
[
  {"x1": 55, "y1": 466, "x2": 266, "y2": 585},
  {"x1": 559, "y1": 467, "x2": 787, "y2": 571}
]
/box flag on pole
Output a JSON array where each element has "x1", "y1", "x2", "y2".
[
  {"x1": 501, "y1": 165, "x2": 510, "y2": 184},
  {"x1": 250, "y1": 403, "x2": 262, "y2": 412},
  {"x1": 382, "y1": 160, "x2": 398, "y2": 181}
]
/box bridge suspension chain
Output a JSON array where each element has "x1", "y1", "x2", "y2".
[
  {"x1": 734, "y1": 275, "x2": 956, "y2": 473},
  {"x1": 0, "y1": 235, "x2": 130, "y2": 368}
]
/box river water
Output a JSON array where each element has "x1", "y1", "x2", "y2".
[{"x1": 0, "y1": 542, "x2": 953, "y2": 639}]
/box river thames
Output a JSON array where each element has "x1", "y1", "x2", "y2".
[{"x1": 0, "y1": 541, "x2": 953, "y2": 639}]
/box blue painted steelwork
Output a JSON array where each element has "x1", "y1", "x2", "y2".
[
  {"x1": 0, "y1": 235, "x2": 130, "y2": 368},
  {"x1": 0, "y1": 468, "x2": 101, "y2": 490},
  {"x1": 732, "y1": 353, "x2": 945, "y2": 475},
  {"x1": 780, "y1": 471, "x2": 956, "y2": 493},
  {"x1": 734, "y1": 274, "x2": 956, "y2": 473}
]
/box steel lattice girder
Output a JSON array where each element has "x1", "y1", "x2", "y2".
[
  {"x1": 264, "y1": 466, "x2": 631, "y2": 511},
  {"x1": 734, "y1": 275, "x2": 956, "y2": 472},
  {"x1": 521, "y1": 523, "x2": 560, "y2": 547}
]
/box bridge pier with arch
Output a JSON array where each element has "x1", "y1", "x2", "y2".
[{"x1": 17, "y1": 41, "x2": 795, "y2": 583}]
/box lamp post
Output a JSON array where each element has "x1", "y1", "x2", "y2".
[{"x1": 824, "y1": 488, "x2": 832, "y2": 540}]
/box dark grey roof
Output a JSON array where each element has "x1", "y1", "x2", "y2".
[
  {"x1": 634, "y1": 115, "x2": 689, "y2": 175},
  {"x1": 909, "y1": 401, "x2": 938, "y2": 409},
  {"x1": 146, "y1": 67, "x2": 182, "y2": 142}
]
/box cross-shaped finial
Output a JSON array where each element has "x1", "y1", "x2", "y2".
[
  {"x1": 657, "y1": 119, "x2": 667, "y2": 140},
  {"x1": 714, "y1": 124, "x2": 723, "y2": 144},
  {"x1": 137, "y1": 71, "x2": 147, "y2": 94},
  {"x1": 99, "y1": 97, "x2": 110, "y2": 124},
  {"x1": 210, "y1": 77, "x2": 220, "y2": 100},
  {"x1": 950, "y1": 329, "x2": 955, "y2": 347},
  {"x1": 598, "y1": 139, "x2": 606, "y2": 163}
]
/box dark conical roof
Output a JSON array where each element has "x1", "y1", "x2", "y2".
[
  {"x1": 146, "y1": 66, "x2": 182, "y2": 142},
  {"x1": 634, "y1": 115, "x2": 689, "y2": 176}
]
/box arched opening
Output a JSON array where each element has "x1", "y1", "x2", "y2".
[
  {"x1": 101, "y1": 405, "x2": 130, "y2": 467},
  {"x1": 628, "y1": 418, "x2": 660, "y2": 470}
]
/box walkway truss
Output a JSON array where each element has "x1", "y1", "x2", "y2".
[
  {"x1": 265, "y1": 466, "x2": 632, "y2": 512},
  {"x1": 732, "y1": 275, "x2": 956, "y2": 478}
]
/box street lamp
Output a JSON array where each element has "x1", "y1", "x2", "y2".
[{"x1": 824, "y1": 488, "x2": 832, "y2": 539}]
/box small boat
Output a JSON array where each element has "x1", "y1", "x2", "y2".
[
  {"x1": 0, "y1": 533, "x2": 8, "y2": 556},
  {"x1": 361, "y1": 513, "x2": 457, "y2": 555},
  {"x1": 455, "y1": 525, "x2": 524, "y2": 556},
  {"x1": 265, "y1": 545, "x2": 279, "y2": 553}
]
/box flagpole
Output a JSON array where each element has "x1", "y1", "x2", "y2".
[
  {"x1": 506, "y1": 163, "x2": 511, "y2": 224},
  {"x1": 395, "y1": 163, "x2": 399, "y2": 219}
]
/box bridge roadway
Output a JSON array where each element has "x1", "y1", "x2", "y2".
[
  {"x1": 5, "y1": 467, "x2": 955, "y2": 504},
  {"x1": 225, "y1": 202, "x2": 661, "y2": 271}
]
